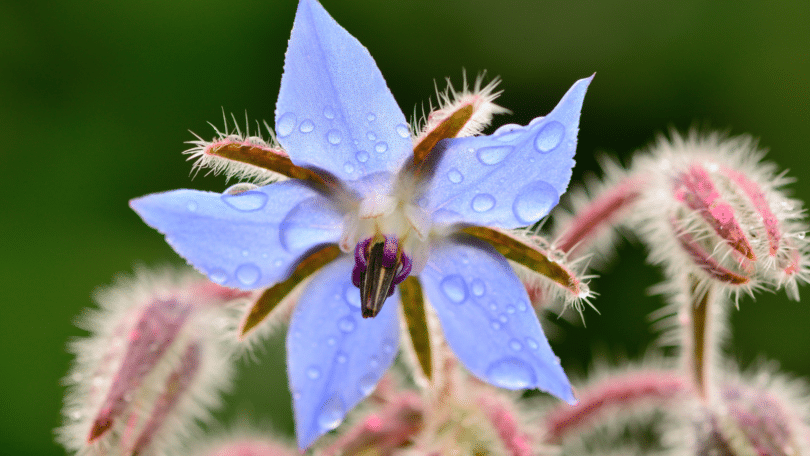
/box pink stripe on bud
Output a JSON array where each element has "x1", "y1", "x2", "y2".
[
  {"x1": 670, "y1": 217, "x2": 750, "y2": 285},
  {"x1": 543, "y1": 370, "x2": 687, "y2": 443},
  {"x1": 722, "y1": 166, "x2": 782, "y2": 258},
  {"x1": 479, "y1": 394, "x2": 533, "y2": 456},
  {"x1": 556, "y1": 177, "x2": 646, "y2": 255},
  {"x1": 88, "y1": 299, "x2": 192, "y2": 442},
  {"x1": 673, "y1": 165, "x2": 755, "y2": 261},
  {"x1": 129, "y1": 343, "x2": 201, "y2": 455}
]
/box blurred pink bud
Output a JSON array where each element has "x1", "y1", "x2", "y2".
[{"x1": 58, "y1": 269, "x2": 237, "y2": 456}]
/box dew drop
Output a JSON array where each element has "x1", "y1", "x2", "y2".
[
  {"x1": 326, "y1": 336, "x2": 337, "y2": 346},
  {"x1": 366, "y1": 131, "x2": 377, "y2": 141},
  {"x1": 343, "y1": 162, "x2": 355, "y2": 173},
  {"x1": 485, "y1": 357, "x2": 536, "y2": 389},
  {"x1": 493, "y1": 123, "x2": 523, "y2": 142},
  {"x1": 447, "y1": 168, "x2": 464, "y2": 184},
  {"x1": 534, "y1": 121, "x2": 565, "y2": 153},
  {"x1": 223, "y1": 183, "x2": 258, "y2": 195},
  {"x1": 317, "y1": 396, "x2": 344, "y2": 432},
  {"x1": 323, "y1": 106, "x2": 336, "y2": 119},
  {"x1": 471, "y1": 193, "x2": 496, "y2": 212},
  {"x1": 383, "y1": 340, "x2": 395, "y2": 354},
  {"x1": 525, "y1": 337, "x2": 539, "y2": 350},
  {"x1": 476, "y1": 145, "x2": 513, "y2": 165},
  {"x1": 222, "y1": 191, "x2": 268, "y2": 212},
  {"x1": 209, "y1": 269, "x2": 227, "y2": 284},
  {"x1": 490, "y1": 320, "x2": 502, "y2": 330},
  {"x1": 273, "y1": 258, "x2": 284, "y2": 267},
  {"x1": 498, "y1": 314, "x2": 508, "y2": 323},
  {"x1": 338, "y1": 316, "x2": 356, "y2": 333},
  {"x1": 241, "y1": 249, "x2": 249, "y2": 257},
  {"x1": 359, "y1": 374, "x2": 377, "y2": 395},
  {"x1": 506, "y1": 305, "x2": 516, "y2": 314},
  {"x1": 367, "y1": 113, "x2": 376, "y2": 122},
  {"x1": 186, "y1": 201, "x2": 198, "y2": 212},
  {"x1": 336, "y1": 351, "x2": 348, "y2": 363},
  {"x1": 512, "y1": 180, "x2": 559, "y2": 224},
  {"x1": 440, "y1": 275, "x2": 468, "y2": 303},
  {"x1": 299, "y1": 119, "x2": 315, "y2": 133},
  {"x1": 493, "y1": 123, "x2": 521, "y2": 135},
  {"x1": 395, "y1": 124, "x2": 410, "y2": 138},
  {"x1": 375, "y1": 141, "x2": 388, "y2": 153},
  {"x1": 276, "y1": 112, "x2": 296, "y2": 137},
  {"x1": 306, "y1": 366, "x2": 321, "y2": 380},
  {"x1": 509, "y1": 339, "x2": 523, "y2": 351},
  {"x1": 369, "y1": 356, "x2": 379, "y2": 368},
  {"x1": 344, "y1": 284, "x2": 361, "y2": 308},
  {"x1": 355, "y1": 151, "x2": 369, "y2": 163},
  {"x1": 327, "y1": 129, "x2": 342, "y2": 145},
  {"x1": 471, "y1": 279, "x2": 486, "y2": 297},
  {"x1": 235, "y1": 263, "x2": 261, "y2": 286}
]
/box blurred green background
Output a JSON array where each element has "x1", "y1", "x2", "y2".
[{"x1": 2, "y1": 0, "x2": 809, "y2": 454}]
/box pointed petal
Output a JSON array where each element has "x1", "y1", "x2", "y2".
[
  {"x1": 419, "y1": 236, "x2": 575, "y2": 403},
  {"x1": 287, "y1": 256, "x2": 400, "y2": 449},
  {"x1": 276, "y1": 0, "x2": 411, "y2": 187},
  {"x1": 422, "y1": 76, "x2": 593, "y2": 229},
  {"x1": 130, "y1": 181, "x2": 343, "y2": 290}
]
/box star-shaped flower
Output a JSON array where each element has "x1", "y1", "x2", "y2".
[{"x1": 130, "y1": 0, "x2": 592, "y2": 448}]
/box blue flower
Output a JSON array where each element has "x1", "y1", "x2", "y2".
[{"x1": 130, "y1": 0, "x2": 591, "y2": 448}]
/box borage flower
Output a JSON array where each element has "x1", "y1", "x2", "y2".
[{"x1": 130, "y1": 0, "x2": 591, "y2": 448}]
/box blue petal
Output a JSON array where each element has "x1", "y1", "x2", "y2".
[
  {"x1": 287, "y1": 255, "x2": 400, "y2": 449},
  {"x1": 419, "y1": 236, "x2": 575, "y2": 403},
  {"x1": 129, "y1": 181, "x2": 343, "y2": 290},
  {"x1": 276, "y1": 0, "x2": 411, "y2": 188},
  {"x1": 422, "y1": 76, "x2": 593, "y2": 229}
]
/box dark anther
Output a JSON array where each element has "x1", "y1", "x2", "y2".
[{"x1": 354, "y1": 236, "x2": 412, "y2": 318}]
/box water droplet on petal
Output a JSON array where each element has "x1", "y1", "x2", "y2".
[
  {"x1": 529, "y1": 116, "x2": 545, "y2": 126},
  {"x1": 518, "y1": 300, "x2": 528, "y2": 312},
  {"x1": 509, "y1": 339, "x2": 523, "y2": 351},
  {"x1": 343, "y1": 162, "x2": 355, "y2": 173},
  {"x1": 534, "y1": 121, "x2": 565, "y2": 153},
  {"x1": 323, "y1": 106, "x2": 336, "y2": 119},
  {"x1": 493, "y1": 124, "x2": 523, "y2": 142},
  {"x1": 327, "y1": 129, "x2": 342, "y2": 145},
  {"x1": 306, "y1": 366, "x2": 321, "y2": 380},
  {"x1": 235, "y1": 263, "x2": 261, "y2": 286},
  {"x1": 336, "y1": 351, "x2": 348, "y2": 363},
  {"x1": 326, "y1": 336, "x2": 337, "y2": 346},
  {"x1": 490, "y1": 320, "x2": 502, "y2": 330},
  {"x1": 395, "y1": 124, "x2": 410, "y2": 138},
  {"x1": 299, "y1": 119, "x2": 315, "y2": 133},
  {"x1": 222, "y1": 191, "x2": 268, "y2": 212},
  {"x1": 224, "y1": 183, "x2": 259, "y2": 196},
  {"x1": 375, "y1": 141, "x2": 388, "y2": 153},
  {"x1": 366, "y1": 131, "x2": 376, "y2": 141},
  {"x1": 241, "y1": 249, "x2": 249, "y2": 257},
  {"x1": 485, "y1": 357, "x2": 536, "y2": 389},
  {"x1": 471, "y1": 193, "x2": 496, "y2": 212},
  {"x1": 447, "y1": 168, "x2": 464, "y2": 183},
  {"x1": 526, "y1": 337, "x2": 539, "y2": 350},
  {"x1": 209, "y1": 269, "x2": 227, "y2": 284},
  {"x1": 273, "y1": 258, "x2": 283, "y2": 267},
  {"x1": 338, "y1": 316, "x2": 356, "y2": 333},
  {"x1": 369, "y1": 356, "x2": 379, "y2": 368},
  {"x1": 498, "y1": 313, "x2": 508, "y2": 323},
  {"x1": 359, "y1": 374, "x2": 377, "y2": 395},
  {"x1": 506, "y1": 305, "x2": 516, "y2": 314},
  {"x1": 383, "y1": 340, "x2": 395, "y2": 354},
  {"x1": 317, "y1": 395, "x2": 345, "y2": 432},
  {"x1": 512, "y1": 180, "x2": 559, "y2": 224},
  {"x1": 440, "y1": 275, "x2": 467, "y2": 303},
  {"x1": 476, "y1": 145, "x2": 513, "y2": 165},
  {"x1": 344, "y1": 284, "x2": 361, "y2": 308},
  {"x1": 186, "y1": 201, "x2": 198, "y2": 212},
  {"x1": 367, "y1": 113, "x2": 376, "y2": 122},
  {"x1": 355, "y1": 151, "x2": 369, "y2": 163},
  {"x1": 276, "y1": 112, "x2": 296, "y2": 137},
  {"x1": 471, "y1": 279, "x2": 486, "y2": 297}
]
